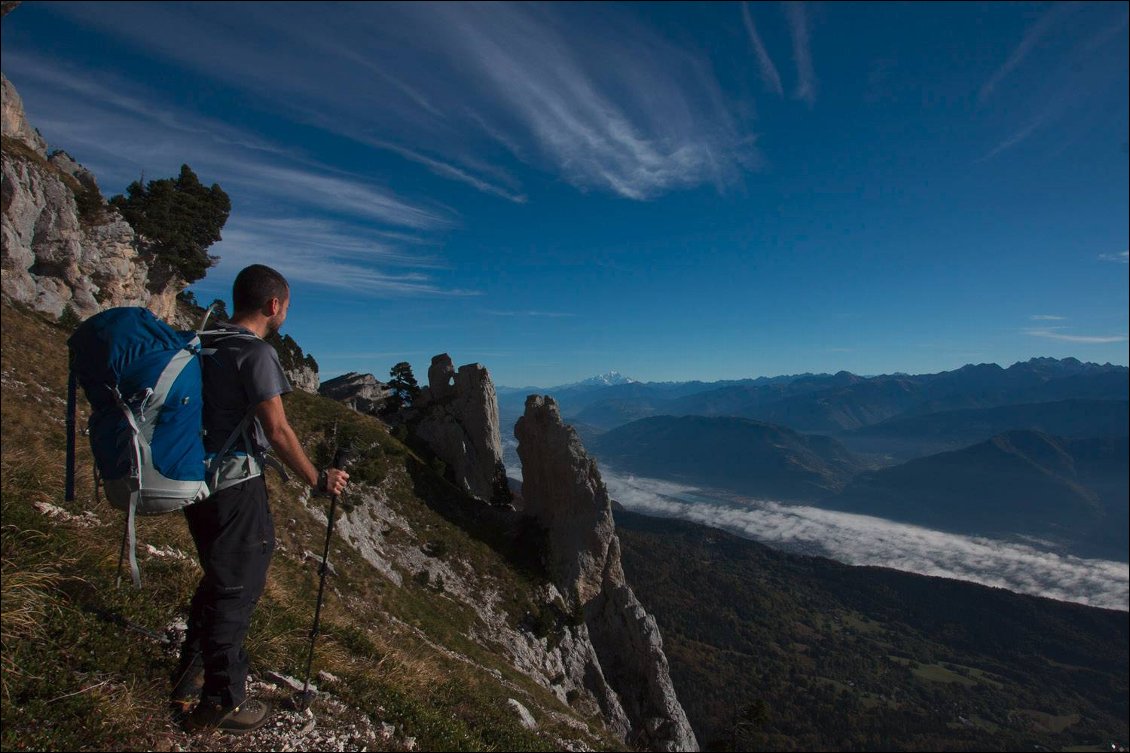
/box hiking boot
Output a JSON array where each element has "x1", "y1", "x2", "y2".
[
  {"x1": 169, "y1": 661, "x2": 204, "y2": 709},
  {"x1": 186, "y1": 698, "x2": 273, "y2": 734}
]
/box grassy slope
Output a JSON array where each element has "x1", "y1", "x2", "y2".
[{"x1": 1, "y1": 301, "x2": 620, "y2": 752}]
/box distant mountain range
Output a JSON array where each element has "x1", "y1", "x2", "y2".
[
  {"x1": 589, "y1": 415, "x2": 861, "y2": 501},
  {"x1": 504, "y1": 358, "x2": 1127, "y2": 560},
  {"x1": 561, "y1": 358, "x2": 1127, "y2": 435},
  {"x1": 589, "y1": 417, "x2": 1127, "y2": 560},
  {"x1": 828, "y1": 431, "x2": 1128, "y2": 560},
  {"x1": 840, "y1": 398, "x2": 1130, "y2": 463}
]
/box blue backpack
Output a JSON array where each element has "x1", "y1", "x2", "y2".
[{"x1": 65, "y1": 306, "x2": 267, "y2": 586}]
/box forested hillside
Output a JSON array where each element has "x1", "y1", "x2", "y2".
[{"x1": 617, "y1": 510, "x2": 1129, "y2": 751}]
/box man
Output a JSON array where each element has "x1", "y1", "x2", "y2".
[{"x1": 171, "y1": 264, "x2": 348, "y2": 734}]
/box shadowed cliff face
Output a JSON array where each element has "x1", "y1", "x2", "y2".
[{"x1": 516, "y1": 394, "x2": 699, "y2": 752}]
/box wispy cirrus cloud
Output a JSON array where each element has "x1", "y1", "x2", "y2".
[
  {"x1": 213, "y1": 217, "x2": 478, "y2": 298},
  {"x1": 42, "y1": 2, "x2": 758, "y2": 202},
  {"x1": 600, "y1": 469, "x2": 1128, "y2": 611},
  {"x1": 354, "y1": 138, "x2": 528, "y2": 204},
  {"x1": 976, "y1": 109, "x2": 1052, "y2": 162},
  {"x1": 1025, "y1": 329, "x2": 1127, "y2": 344},
  {"x1": 783, "y1": 1, "x2": 816, "y2": 107},
  {"x1": 1099, "y1": 251, "x2": 1129, "y2": 264},
  {"x1": 978, "y1": 2, "x2": 1080, "y2": 104},
  {"x1": 4, "y1": 52, "x2": 471, "y2": 297},
  {"x1": 484, "y1": 309, "x2": 577, "y2": 318},
  {"x1": 1083, "y1": 9, "x2": 1129, "y2": 51},
  {"x1": 741, "y1": 2, "x2": 783, "y2": 97},
  {"x1": 1030, "y1": 314, "x2": 1066, "y2": 321}
]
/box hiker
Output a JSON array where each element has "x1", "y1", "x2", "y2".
[{"x1": 172, "y1": 264, "x2": 349, "y2": 734}]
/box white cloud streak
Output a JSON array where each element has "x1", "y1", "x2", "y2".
[
  {"x1": 212, "y1": 216, "x2": 477, "y2": 297},
  {"x1": 1029, "y1": 314, "x2": 1066, "y2": 321},
  {"x1": 976, "y1": 110, "x2": 1052, "y2": 162},
  {"x1": 1025, "y1": 329, "x2": 1128, "y2": 344},
  {"x1": 1099, "y1": 251, "x2": 1129, "y2": 264},
  {"x1": 978, "y1": 3, "x2": 1079, "y2": 104},
  {"x1": 741, "y1": 3, "x2": 784, "y2": 96},
  {"x1": 358, "y1": 138, "x2": 528, "y2": 204},
  {"x1": 783, "y1": 1, "x2": 816, "y2": 107},
  {"x1": 485, "y1": 310, "x2": 577, "y2": 318},
  {"x1": 601, "y1": 469, "x2": 1129, "y2": 611}
]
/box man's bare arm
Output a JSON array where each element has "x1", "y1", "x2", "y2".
[{"x1": 256, "y1": 395, "x2": 348, "y2": 495}]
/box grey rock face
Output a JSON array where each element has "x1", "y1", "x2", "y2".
[
  {"x1": 47, "y1": 150, "x2": 100, "y2": 195},
  {"x1": 1, "y1": 75, "x2": 179, "y2": 321},
  {"x1": 515, "y1": 395, "x2": 699, "y2": 752},
  {"x1": 1, "y1": 151, "x2": 177, "y2": 320},
  {"x1": 514, "y1": 395, "x2": 620, "y2": 605},
  {"x1": 2, "y1": 72, "x2": 47, "y2": 157},
  {"x1": 320, "y1": 371, "x2": 393, "y2": 414},
  {"x1": 286, "y1": 364, "x2": 319, "y2": 395},
  {"x1": 413, "y1": 356, "x2": 507, "y2": 502}
]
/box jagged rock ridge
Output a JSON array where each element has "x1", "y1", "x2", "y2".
[
  {"x1": 412, "y1": 353, "x2": 508, "y2": 503},
  {"x1": 516, "y1": 394, "x2": 699, "y2": 752}
]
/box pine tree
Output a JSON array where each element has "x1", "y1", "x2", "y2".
[
  {"x1": 387, "y1": 362, "x2": 421, "y2": 410},
  {"x1": 109, "y1": 164, "x2": 230, "y2": 285}
]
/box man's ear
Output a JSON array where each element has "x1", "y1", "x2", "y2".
[{"x1": 266, "y1": 297, "x2": 281, "y2": 317}]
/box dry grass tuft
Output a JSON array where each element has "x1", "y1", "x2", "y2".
[{"x1": 0, "y1": 530, "x2": 77, "y2": 700}]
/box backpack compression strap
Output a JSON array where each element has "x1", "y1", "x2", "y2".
[
  {"x1": 65, "y1": 365, "x2": 77, "y2": 503},
  {"x1": 108, "y1": 386, "x2": 146, "y2": 589}
]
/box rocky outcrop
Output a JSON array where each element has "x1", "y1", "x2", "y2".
[
  {"x1": 2, "y1": 72, "x2": 46, "y2": 157},
  {"x1": 412, "y1": 354, "x2": 508, "y2": 503},
  {"x1": 47, "y1": 150, "x2": 100, "y2": 195},
  {"x1": 320, "y1": 372, "x2": 393, "y2": 415},
  {"x1": 1, "y1": 73, "x2": 179, "y2": 320},
  {"x1": 515, "y1": 395, "x2": 699, "y2": 752},
  {"x1": 286, "y1": 364, "x2": 319, "y2": 394}
]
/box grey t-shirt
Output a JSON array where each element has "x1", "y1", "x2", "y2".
[{"x1": 202, "y1": 324, "x2": 292, "y2": 456}]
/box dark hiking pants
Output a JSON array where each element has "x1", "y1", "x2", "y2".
[{"x1": 180, "y1": 476, "x2": 275, "y2": 708}]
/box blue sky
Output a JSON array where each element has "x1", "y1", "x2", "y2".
[{"x1": 3, "y1": 1, "x2": 1127, "y2": 387}]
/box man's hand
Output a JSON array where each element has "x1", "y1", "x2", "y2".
[
  {"x1": 257, "y1": 395, "x2": 350, "y2": 495},
  {"x1": 320, "y1": 468, "x2": 349, "y2": 497}
]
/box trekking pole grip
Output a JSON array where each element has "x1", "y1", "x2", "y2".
[{"x1": 332, "y1": 446, "x2": 352, "y2": 472}]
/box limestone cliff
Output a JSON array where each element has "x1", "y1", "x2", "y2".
[
  {"x1": 412, "y1": 353, "x2": 509, "y2": 503},
  {"x1": 320, "y1": 371, "x2": 394, "y2": 415},
  {"x1": 1, "y1": 72, "x2": 179, "y2": 320},
  {"x1": 515, "y1": 395, "x2": 699, "y2": 752}
]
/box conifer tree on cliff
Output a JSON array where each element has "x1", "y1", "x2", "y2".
[
  {"x1": 110, "y1": 164, "x2": 231, "y2": 285},
  {"x1": 387, "y1": 362, "x2": 421, "y2": 411}
]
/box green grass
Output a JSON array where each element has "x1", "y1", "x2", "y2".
[
  {"x1": 1015, "y1": 708, "x2": 1081, "y2": 734},
  {"x1": 910, "y1": 663, "x2": 979, "y2": 686}
]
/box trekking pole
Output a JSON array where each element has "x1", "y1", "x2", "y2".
[{"x1": 295, "y1": 437, "x2": 352, "y2": 712}]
